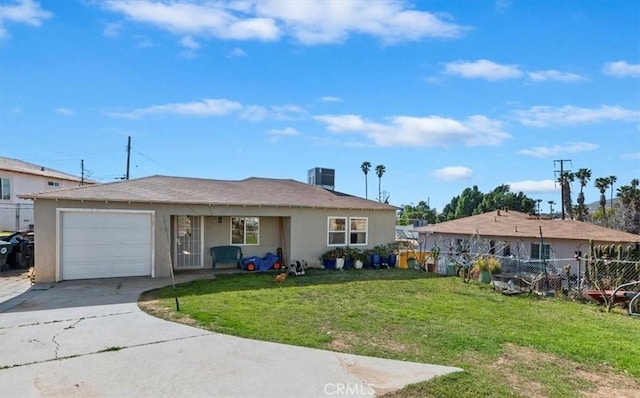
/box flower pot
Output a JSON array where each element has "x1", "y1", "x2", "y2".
[
  {"x1": 388, "y1": 254, "x2": 397, "y2": 268},
  {"x1": 427, "y1": 263, "x2": 436, "y2": 273},
  {"x1": 335, "y1": 258, "x2": 345, "y2": 270},
  {"x1": 478, "y1": 270, "x2": 492, "y2": 283},
  {"x1": 407, "y1": 258, "x2": 419, "y2": 269},
  {"x1": 446, "y1": 264, "x2": 457, "y2": 276},
  {"x1": 344, "y1": 259, "x2": 353, "y2": 269},
  {"x1": 322, "y1": 259, "x2": 336, "y2": 270},
  {"x1": 370, "y1": 254, "x2": 381, "y2": 269},
  {"x1": 354, "y1": 259, "x2": 364, "y2": 269}
]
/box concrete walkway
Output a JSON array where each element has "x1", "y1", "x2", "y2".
[{"x1": 0, "y1": 272, "x2": 461, "y2": 397}]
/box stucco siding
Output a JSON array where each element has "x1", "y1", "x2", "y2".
[{"x1": 32, "y1": 199, "x2": 396, "y2": 282}]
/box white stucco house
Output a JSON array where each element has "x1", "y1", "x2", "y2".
[
  {"x1": 20, "y1": 175, "x2": 397, "y2": 282},
  {"x1": 0, "y1": 156, "x2": 94, "y2": 231},
  {"x1": 414, "y1": 209, "x2": 640, "y2": 275}
]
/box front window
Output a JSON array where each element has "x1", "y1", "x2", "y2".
[
  {"x1": 0, "y1": 178, "x2": 10, "y2": 200},
  {"x1": 232, "y1": 217, "x2": 260, "y2": 245},
  {"x1": 47, "y1": 181, "x2": 60, "y2": 187},
  {"x1": 349, "y1": 217, "x2": 368, "y2": 245},
  {"x1": 328, "y1": 217, "x2": 347, "y2": 245},
  {"x1": 328, "y1": 217, "x2": 368, "y2": 246}
]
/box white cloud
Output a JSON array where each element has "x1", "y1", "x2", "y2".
[
  {"x1": 513, "y1": 105, "x2": 640, "y2": 127},
  {"x1": 319, "y1": 96, "x2": 342, "y2": 103},
  {"x1": 507, "y1": 179, "x2": 557, "y2": 193},
  {"x1": 620, "y1": 152, "x2": 640, "y2": 160},
  {"x1": 103, "y1": 22, "x2": 122, "y2": 38},
  {"x1": 314, "y1": 113, "x2": 510, "y2": 147},
  {"x1": 56, "y1": 107, "x2": 75, "y2": 116},
  {"x1": 241, "y1": 104, "x2": 307, "y2": 121},
  {"x1": 109, "y1": 98, "x2": 242, "y2": 118},
  {"x1": 252, "y1": 0, "x2": 466, "y2": 45},
  {"x1": 0, "y1": 0, "x2": 52, "y2": 39},
  {"x1": 443, "y1": 59, "x2": 523, "y2": 81},
  {"x1": 528, "y1": 70, "x2": 587, "y2": 82},
  {"x1": 268, "y1": 127, "x2": 299, "y2": 142},
  {"x1": 102, "y1": 0, "x2": 466, "y2": 46},
  {"x1": 432, "y1": 166, "x2": 473, "y2": 181},
  {"x1": 227, "y1": 48, "x2": 247, "y2": 58},
  {"x1": 180, "y1": 35, "x2": 200, "y2": 49},
  {"x1": 104, "y1": 0, "x2": 280, "y2": 41},
  {"x1": 518, "y1": 141, "x2": 599, "y2": 158},
  {"x1": 603, "y1": 61, "x2": 640, "y2": 78}
]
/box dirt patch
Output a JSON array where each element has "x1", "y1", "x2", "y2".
[
  {"x1": 489, "y1": 344, "x2": 640, "y2": 398},
  {"x1": 138, "y1": 293, "x2": 197, "y2": 326}
]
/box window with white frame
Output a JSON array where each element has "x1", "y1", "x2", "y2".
[
  {"x1": 0, "y1": 178, "x2": 10, "y2": 200},
  {"x1": 349, "y1": 217, "x2": 368, "y2": 245},
  {"x1": 328, "y1": 217, "x2": 347, "y2": 245},
  {"x1": 231, "y1": 217, "x2": 260, "y2": 245},
  {"x1": 530, "y1": 242, "x2": 551, "y2": 260},
  {"x1": 328, "y1": 217, "x2": 368, "y2": 246},
  {"x1": 47, "y1": 181, "x2": 60, "y2": 187}
]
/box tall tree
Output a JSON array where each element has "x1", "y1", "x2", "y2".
[
  {"x1": 360, "y1": 161, "x2": 371, "y2": 199},
  {"x1": 375, "y1": 164, "x2": 385, "y2": 202},
  {"x1": 615, "y1": 178, "x2": 640, "y2": 234},
  {"x1": 575, "y1": 168, "x2": 591, "y2": 221},
  {"x1": 558, "y1": 171, "x2": 575, "y2": 219},
  {"x1": 608, "y1": 175, "x2": 617, "y2": 214},
  {"x1": 594, "y1": 177, "x2": 610, "y2": 227}
]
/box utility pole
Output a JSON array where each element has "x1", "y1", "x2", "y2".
[
  {"x1": 125, "y1": 136, "x2": 131, "y2": 180},
  {"x1": 554, "y1": 159, "x2": 572, "y2": 220},
  {"x1": 81, "y1": 159, "x2": 84, "y2": 186}
]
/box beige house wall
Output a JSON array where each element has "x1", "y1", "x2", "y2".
[{"x1": 33, "y1": 199, "x2": 395, "y2": 282}]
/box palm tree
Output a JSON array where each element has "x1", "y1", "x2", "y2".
[
  {"x1": 557, "y1": 171, "x2": 575, "y2": 219},
  {"x1": 375, "y1": 164, "x2": 385, "y2": 202},
  {"x1": 575, "y1": 168, "x2": 591, "y2": 221},
  {"x1": 548, "y1": 200, "x2": 555, "y2": 217},
  {"x1": 360, "y1": 161, "x2": 371, "y2": 199},
  {"x1": 594, "y1": 177, "x2": 610, "y2": 226},
  {"x1": 608, "y1": 175, "x2": 617, "y2": 214}
]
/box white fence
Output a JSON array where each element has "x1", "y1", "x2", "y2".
[{"x1": 0, "y1": 203, "x2": 34, "y2": 232}]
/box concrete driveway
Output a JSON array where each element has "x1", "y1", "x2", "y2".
[{"x1": 0, "y1": 272, "x2": 461, "y2": 397}]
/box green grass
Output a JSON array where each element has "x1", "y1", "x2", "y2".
[{"x1": 140, "y1": 269, "x2": 640, "y2": 397}]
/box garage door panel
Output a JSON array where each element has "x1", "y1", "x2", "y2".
[{"x1": 61, "y1": 211, "x2": 153, "y2": 280}]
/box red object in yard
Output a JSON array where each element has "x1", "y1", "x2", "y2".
[{"x1": 583, "y1": 289, "x2": 633, "y2": 303}]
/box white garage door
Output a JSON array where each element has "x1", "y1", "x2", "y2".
[{"x1": 61, "y1": 210, "x2": 154, "y2": 280}]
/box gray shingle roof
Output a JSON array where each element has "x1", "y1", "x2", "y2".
[
  {"x1": 20, "y1": 175, "x2": 395, "y2": 210},
  {"x1": 0, "y1": 156, "x2": 93, "y2": 183},
  {"x1": 414, "y1": 210, "x2": 640, "y2": 244}
]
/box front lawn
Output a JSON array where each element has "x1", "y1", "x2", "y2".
[{"x1": 139, "y1": 269, "x2": 640, "y2": 397}]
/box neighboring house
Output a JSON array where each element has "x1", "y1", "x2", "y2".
[
  {"x1": 414, "y1": 209, "x2": 640, "y2": 275},
  {"x1": 0, "y1": 156, "x2": 94, "y2": 231},
  {"x1": 20, "y1": 175, "x2": 396, "y2": 282}
]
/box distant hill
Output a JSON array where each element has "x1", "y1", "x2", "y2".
[{"x1": 586, "y1": 198, "x2": 619, "y2": 214}]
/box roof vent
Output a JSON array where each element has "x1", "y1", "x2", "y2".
[{"x1": 40, "y1": 166, "x2": 45, "y2": 171}]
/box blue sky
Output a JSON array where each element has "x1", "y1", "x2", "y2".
[{"x1": 1, "y1": 0, "x2": 639, "y2": 212}]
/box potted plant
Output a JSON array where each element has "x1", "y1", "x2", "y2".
[
  {"x1": 474, "y1": 255, "x2": 500, "y2": 283},
  {"x1": 373, "y1": 244, "x2": 392, "y2": 268},
  {"x1": 321, "y1": 249, "x2": 337, "y2": 270},
  {"x1": 334, "y1": 247, "x2": 346, "y2": 270}
]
